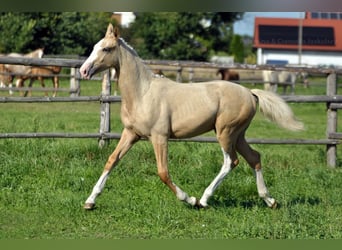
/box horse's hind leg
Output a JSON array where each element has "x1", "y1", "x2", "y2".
[
  {"x1": 84, "y1": 128, "x2": 140, "y2": 210},
  {"x1": 198, "y1": 129, "x2": 239, "y2": 208},
  {"x1": 198, "y1": 146, "x2": 238, "y2": 208},
  {"x1": 236, "y1": 134, "x2": 277, "y2": 208}
]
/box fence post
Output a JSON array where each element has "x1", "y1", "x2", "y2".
[
  {"x1": 70, "y1": 68, "x2": 80, "y2": 97},
  {"x1": 188, "y1": 67, "x2": 194, "y2": 83},
  {"x1": 326, "y1": 72, "x2": 337, "y2": 168},
  {"x1": 176, "y1": 67, "x2": 182, "y2": 82},
  {"x1": 98, "y1": 70, "x2": 111, "y2": 148}
]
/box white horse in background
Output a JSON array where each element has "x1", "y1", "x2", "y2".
[
  {"x1": 0, "y1": 62, "x2": 13, "y2": 95},
  {"x1": 262, "y1": 70, "x2": 297, "y2": 95},
  {"x1": 3, "y1": 48, "x2": 44, "y2": 95}
]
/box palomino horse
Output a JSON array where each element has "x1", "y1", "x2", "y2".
[
  {"x1": 103, "y1": 68, "x2": 164, "y2": 96},
  {"x1": 17, "y1": 65, "x2": 62, "y2": 97},
  {"x1": 3, "y1": 48, "x2": 44, "y2": 95},
  {"x1": 80, "y1": 24, "x2": 304, "y2": 210}
]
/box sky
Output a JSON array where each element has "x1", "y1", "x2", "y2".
[
  {"x1": 116, "y1": 12, "x2": 306, "y2": 37},
  {"x1": 233, "y1": 12, "x2": 305, "y2": 36}
]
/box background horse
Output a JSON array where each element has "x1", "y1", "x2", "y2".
[
  {"x1": 262, "y1": 70, "x2": 297, "y2": 95},
  {"x1": 17, "y1": 65, "x2": 61, "y2": 97},
  {"x1": 0, "y1": 63, "x2": 14, "y2": 95},
  {"x1": 217, "y1": 68, "x2": 240, "y2": 82},
  {"x1": 80, "y1": 24, "x2": 304, "y2": 210},
  {"x1": 4, "y1": 48, "x2": 44, "y2": 94}
]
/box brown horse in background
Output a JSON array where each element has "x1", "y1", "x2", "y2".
[
  {"x1": 17, "y1": 65, "x2": 61, "y2": 97},
  {"x1": 217, "y1": 68, "x2": 240, "y2": 82},
  {"x1": 2, "y1": 48, "x2": 44, "y2": 95}
]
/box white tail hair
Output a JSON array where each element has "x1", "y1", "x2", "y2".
[{"x1": 251, "y1": 89, "x2": 304, "y2": 131}]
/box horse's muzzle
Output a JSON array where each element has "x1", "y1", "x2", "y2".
[{"x1": 80, "y1": 62, "x2": 93, "y2": 79}]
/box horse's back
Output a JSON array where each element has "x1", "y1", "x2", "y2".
[
  {"x1": 152, "y1": 78, "x2": 251, "y2": 103},
  {"x1": 148, "y1": 78, "x2": 255, "y2": 138},
  {"x1": 7, "y1": 53, "x2": 22, "y2": 57}
]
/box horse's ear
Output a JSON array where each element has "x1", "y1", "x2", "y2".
[
  {"x1": 114, "y1": 26, "x2": 120, "y2": 39},
  {"x1": 105, "y1": 23, "x2": 115, "y2": 38},
  {"x1": 105, "y1": 23, "x2": 120, "y2": 39}
]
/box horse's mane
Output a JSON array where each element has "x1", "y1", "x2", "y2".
[
  {"x1": 118, "y1": 38, "x2": 138, "y2": 57},
  {"x1": 118, "y1": 37, "x2": 157, "y2": 80}
]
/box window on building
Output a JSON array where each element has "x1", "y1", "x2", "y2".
[
  {"x1": 330, "y1": 13, "x2": 338, "y2": 19},
  {"x1": 321, "y1": 13, "x2": 329, "y2": 19},
  {"x1": 258, "y1": 25, "x2": 335, "y2": 46},
  {"x1": 311, "y1": 12, "x2": 320, "y2": 19}
]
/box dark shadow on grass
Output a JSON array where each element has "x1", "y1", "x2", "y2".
[
  {"x1": 185, "y1": 197, "x2": 269, "y2": 210},
  {"x1": 288, "y1": 196, "x2": 321, "y2": 206},
  {"x1": 215, "y1": 198, "x2": 274, "y2": 209},
  {"x1": 187, "y1": 195, "x2": 320, "y2": 210}
]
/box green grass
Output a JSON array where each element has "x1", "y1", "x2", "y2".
[{"x1": 0, "y1": 77, "x2": 341, "y2": 239}]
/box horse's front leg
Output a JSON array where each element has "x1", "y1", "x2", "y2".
[
  {"x1": 152, "y1": 135, "x2": 197, "y2": 206},
  {"x1": 8, "y1": 82, "x2": 13, "y2": 95},
  {"x1": 24, "y1": 78, "x2": 35, "y2": 97},
  {"x1": 38, "y1": 77, "x2": 48, "y2": 97},
  {"x1": 16, "y1": 78, "x2": 25, "y2": 97},
  {"x1": 84, "y1": 128, "x2": 140, "y2": 210},
  {"x1": 52, "y1": 76, "x2": 59, "y2": 97}
]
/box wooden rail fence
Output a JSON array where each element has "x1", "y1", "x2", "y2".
[{"x1": 0, "y1": 57, "x2": 341, "y2": 167}]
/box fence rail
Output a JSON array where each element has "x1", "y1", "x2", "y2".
[
  {"x1": 2, "y1": 56, "x2": 342, "y2": 73},
  {"x1": 2, "y1": 95, "x2": 342, "y2": 103},
  {"x1": 0, "y1": 56, "x2": 341, "y2": 167}
]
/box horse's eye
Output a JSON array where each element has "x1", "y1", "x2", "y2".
[{"x1": 102, "y1": 47, "x2": 112, "y2": 53}]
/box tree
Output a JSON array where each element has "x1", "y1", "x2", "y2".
[
  {"x1": 127, "y1": 12, "x2": 243, "y2": 61},
  {"x1": 229, "y1": 34, "x2": 245, "y2": 63},
  {"x1": 0, "y1": 13, "x2": 36, "y2": 53},
  {"x1": 0, "y1": 12, "x2": 113, "y2": 55}
]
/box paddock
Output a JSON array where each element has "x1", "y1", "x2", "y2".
[
  {"x1": 0, "y1": 56, "x2": 341, "y2": 167},
  {"x1": 1, "y1": 56, "x2": 342, "y2": 239}
]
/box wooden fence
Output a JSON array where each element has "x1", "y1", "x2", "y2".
[{"x1": 0, "y1": 56, "x2": 341, "y2": 167}]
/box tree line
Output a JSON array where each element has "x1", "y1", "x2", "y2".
[{"x1": 0, "y1": 12, "x2": 254, "y2": 63}]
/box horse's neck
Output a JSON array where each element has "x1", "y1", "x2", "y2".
[{"x1": 117, "y1": 46, "x2": 152, "y2": 105}]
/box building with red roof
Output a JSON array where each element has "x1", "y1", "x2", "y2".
[{"x1": 253, "y1": 12, "x2": 342, "y2": 67}]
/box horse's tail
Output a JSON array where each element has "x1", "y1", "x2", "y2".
[{"x1": 251, "y1": 88, "x2": 304, "y2": 131}]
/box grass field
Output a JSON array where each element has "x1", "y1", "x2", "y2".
[{"x1": 0, "y1": 76, "x2": 341, "y2": 239}]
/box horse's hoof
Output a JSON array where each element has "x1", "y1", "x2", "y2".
[
  {"x1": 194, "y1": 199, "x2": 208, "y2": 209},
  {"x1": 270, "y1": 201, "x2": 278, "y2": 209},
  {"x1": 84, "y1": 203, "x2": 95, "y2": 210}
]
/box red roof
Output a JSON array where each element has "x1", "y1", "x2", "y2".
[{"x1": 253, "y1": 15, "x2": 342, "y2": 52}]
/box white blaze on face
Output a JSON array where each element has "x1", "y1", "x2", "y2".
[{"x1": 80, "y1": 39, "x2": 104, "y2": 78}]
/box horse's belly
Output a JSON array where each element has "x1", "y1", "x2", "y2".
[{"x1": 170, "y1": 110, "x2": 216, "y2": 139}]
